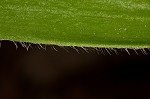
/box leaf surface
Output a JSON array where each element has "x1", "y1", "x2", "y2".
[{"x1": 0, "y1": 0, "x2": 150, "y2": 48}]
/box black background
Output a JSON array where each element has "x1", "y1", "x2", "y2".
[{"x1": 0, "y1": 40, "x2": 150, "y2": 99}]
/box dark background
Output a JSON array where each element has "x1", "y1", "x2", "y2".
[{"x1": 0, "y1": 40, "x2": 150, "y2": 99}]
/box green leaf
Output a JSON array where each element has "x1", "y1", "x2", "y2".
[{"x1": 0, "y1": 0, "x2": 150, "y2": 48}]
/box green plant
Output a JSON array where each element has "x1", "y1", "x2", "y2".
[{"x1": 0, "y1": 0, "x2": 150, "y2": 48}]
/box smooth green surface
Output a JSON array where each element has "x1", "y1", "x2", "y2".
[{"x1": 0, "y1": 0, "x2": 150, "y2": 48}]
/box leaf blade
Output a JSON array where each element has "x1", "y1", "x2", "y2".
[{"x1": 1, "y1": 0, "x2": 150, "y2": 48}]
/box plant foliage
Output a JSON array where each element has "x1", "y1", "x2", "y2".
[{"x1": 0, "y1": 0, "x2": 150, "y2": 48}]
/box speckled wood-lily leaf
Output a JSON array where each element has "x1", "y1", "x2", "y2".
[{"x1": 0, "y1": 0, "x2": 150, "y2": 48}]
